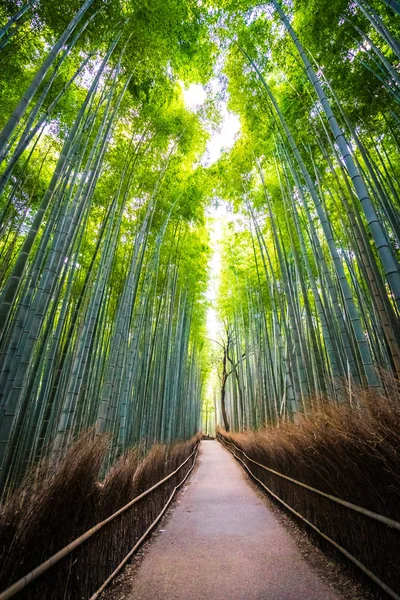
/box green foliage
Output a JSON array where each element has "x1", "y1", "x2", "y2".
[{"x1": 0, "y1": 0, "x2": 399, "y2": 493}]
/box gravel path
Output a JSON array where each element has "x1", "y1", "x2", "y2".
[{"x1": 119, "y1": 440, "x2": 343, "y2": 600}]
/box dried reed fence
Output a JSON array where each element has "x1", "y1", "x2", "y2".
[
  {"x1": 0, "y1": 432, "x2": 200, "y2": 599},
  {"x1": 218, "y1": 383, "x2": 400, "y2": 598}
]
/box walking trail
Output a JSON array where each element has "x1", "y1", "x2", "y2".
[{"x1": 124, "y1": 440, "x2": 341, "y2": 600}]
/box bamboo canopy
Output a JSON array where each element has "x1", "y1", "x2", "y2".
[{"x1": 0, "y1": 0, "x2": 399, "y2": 492}]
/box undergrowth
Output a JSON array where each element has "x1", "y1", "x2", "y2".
[
  {"x1": 0, "y1": 432, "x2": 200, "y2": 599},
  {"x1": 218, "y1": 382, "x2": 400, "y2": 598}
]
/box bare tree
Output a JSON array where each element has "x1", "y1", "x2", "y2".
[{"x1": 215, "y1": 323, "x2": 245, "y2": 432}]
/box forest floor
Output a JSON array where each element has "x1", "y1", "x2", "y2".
[{"x1": 105, "y1": 440, "x2": 370, "y2": 600}]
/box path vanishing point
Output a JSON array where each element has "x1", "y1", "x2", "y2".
[{"x1": 117, "y1": 440, "x2": 342, "y2": 600}]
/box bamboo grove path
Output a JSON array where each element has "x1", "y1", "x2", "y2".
[{"x1": 117, "y1": 441, "x2": 341, "y2": 600}]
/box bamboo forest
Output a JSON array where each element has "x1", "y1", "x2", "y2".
[{"x1": 0, "y1": 0, "x2": 400, "y2": 598}]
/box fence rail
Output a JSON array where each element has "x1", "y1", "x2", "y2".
[
  {"x1": 218, "y1": 434, "x2": 400, "y2": 600},
  {"x1": 0, "y1": 443, "x2": 199, "y2": 600}
]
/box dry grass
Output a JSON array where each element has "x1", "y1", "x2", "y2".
[
  {"x1": 218, "y1": 383, "x2": 400, "y2": 597},
  {"x1": 0, "y1": 432, "x2": 200, "y2": 599}
]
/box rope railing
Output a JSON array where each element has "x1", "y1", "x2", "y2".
[
  {"x1": 0, "y1": 443, "x2": 199, "y2": 600},
  {"x1": 89, "y1": 444, "x2": 199, "y2": 599},
  {"x1": 219, "y1": 436, "x2": 400, "y2": 530},
  {"x1": 218, "y1": 434, "x2": 400, "y2": 600}
]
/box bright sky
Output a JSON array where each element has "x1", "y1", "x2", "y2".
[
  {"x1": 181, "y1": 83, "x2": 241, "y2": 341},
  {"x1": 181, "y1": 82, "x2": 241, "y2": 165},
  {"x1": 204, "y1": 101, "x2": 241, "y2": 165},
  {"x1": 181, "y1": 83, "x2": 207, "y2": 108}
]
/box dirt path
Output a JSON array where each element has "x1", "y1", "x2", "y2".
[{"x1": 116, "y1": 440, "x2": 343, "y2": 600}]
